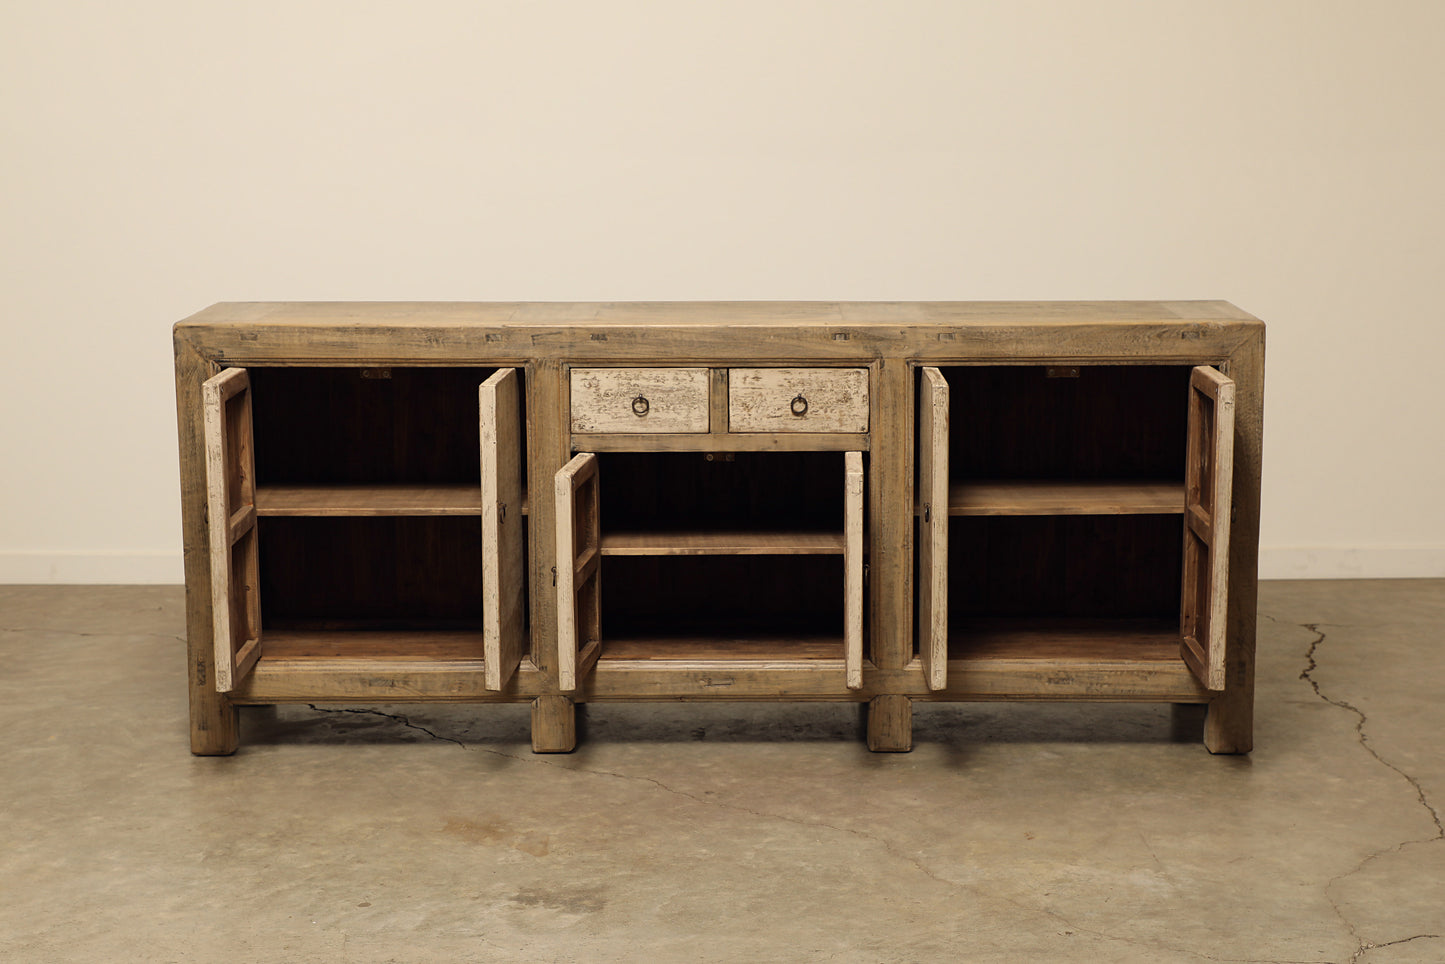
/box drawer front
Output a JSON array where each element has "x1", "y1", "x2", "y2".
[
  {"x1": 728, "y1": 368, "x2": 869, "y2": 433},
  {"x1": 571, "y1": 368, "x2": 710, "y2": 434}
]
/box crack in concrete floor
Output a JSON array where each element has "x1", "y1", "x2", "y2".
[
  {"x1": 1292, "y1": 621, "x2": 1444, "y2": 964},
  {"x1": 304, "y1": 704, "x2": 468, "y2": 748},
  {"x1": 1355, "y1": 935, "x2": 1445, "y2": 962},
  {"x1": 1297, "y1": 624, "x2": 1444, "y2": 839}
]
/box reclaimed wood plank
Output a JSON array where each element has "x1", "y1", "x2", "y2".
[
  {"x1": 256, "y1": 483, "x2": 483, "y2": 516},
  {"x1": 482, "y1": 368, "x2": 527, "y2": 690},
  {"x1": 844, "y1": 451, "x2": 865, "y2": 690},
  {"x1": 918, "y1": 368, "x2": 949, "y2": 691},
  {"x1": 601, "y1": 636, "x2": 842, "y2": 659},
  {"x1": 598, "y1": 530, "x2": 845, "y2": 556},
  {"x1": 947, "y1": 479, "x2": 1183, "y2": 516},
  {"x1": 574, "y1": 432, "x2": 869, "y2": 453}
]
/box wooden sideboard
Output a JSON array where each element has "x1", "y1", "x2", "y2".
[{"x1": 174, "y1": 301, "x2": 1263, "y2": 754}]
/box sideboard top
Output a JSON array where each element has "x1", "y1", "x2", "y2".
[
  {"x1": 175, "y1": 301, "x2": 1263, "y2": 367},
  {"x1": 177, "y1": 300, "x2": 1261, "y2": 330}
]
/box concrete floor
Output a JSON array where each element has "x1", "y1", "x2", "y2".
[{"x1": 1, "y1": 582, "x2": 1442, "y2": 963}]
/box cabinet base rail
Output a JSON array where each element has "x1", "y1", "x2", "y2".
[{"x1": 230, "y1": 657, "x2": 1208, "y2": 704}]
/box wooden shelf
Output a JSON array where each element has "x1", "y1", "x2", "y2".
[
  {"x1": 946, "y1": 479, "x2": 1183, "y2": 516},
  {"x1": 947, "y1": 618, "x2": 1181, "y2": 661},
  {"x1": 601, "y1": 635, "x2": 843, "y2": 660},
  {"x1": 256, "y1": 484, "x2": 529, "y2": 517},
  {"x1": 260, "y1": 629, "x2": 486, "y2": 661},
  {"x1": 599, "y1": 530, "x2": 845, "y2": 556}
]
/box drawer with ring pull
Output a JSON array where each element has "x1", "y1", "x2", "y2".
[
  {"x1": 728, "y1": 368, "x2": 869, "y2": 433},
  {"x1": 570, "y1": 368, "x2": 710, "y2": 434}
]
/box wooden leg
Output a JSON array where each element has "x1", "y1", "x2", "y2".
[
  {"x1": 1202, "y1": 581, "x2": 1256, "y2": 754},
  {"x1": 532, "y1": 695, "x2": 578, "y2": 753},
  {"x1": 1203, "y1": 687, "x2": 1253, "y2": 754},
  {"x1": 865, "y1": 695, "x2": 912, "y2": 752},
  {"x1": 185, "y1": 579, "x2": 239, "y2": 755},
  {"x1": 574, "y1": 701, "x2": 589, "y2": 745},
  {"x1": 184, "y1": 568, "x2": 239, "y2": 755},
  {"x1": 189, "y1": 670, "x2": 240, "y2": 755}
]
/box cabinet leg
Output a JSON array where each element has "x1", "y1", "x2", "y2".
[
  {"x1": 531, "y1": 695, "x2": 578, "y2": 753},
  {"x1": 190, "y1": 691, "x2": 239, "y2": 756},
  {"x1": 1203, "y1": 689, "x2": 1253, "y2": 754},
  {"x1": 865, "y1": 695, "x2": 912, "y2": 752}
]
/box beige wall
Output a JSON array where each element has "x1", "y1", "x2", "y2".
[{"x1": 3, "y1": 1, "x2": 1443, "y2": 581}]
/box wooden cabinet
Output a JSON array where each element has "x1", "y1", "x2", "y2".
[
  {"x1": 199, "y1": 365, "x2": 527, "y2": 696},
  {"x1": 175, "y1": 302, "x2": 1263, "y2": 756},
  {"x1": 554, "y1": 450, "x2": 867, "y2": 693},
  {"x1": 915, "y1": 364, "x2": 1235, "y2": 700}
]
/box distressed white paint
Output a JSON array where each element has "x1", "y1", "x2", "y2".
[
  {"x1": 570, "y1": 369, "x2": 709, "y2": 434},
  {"x1": 729, "y1": 368, "x2": 869, "y2": 433}
]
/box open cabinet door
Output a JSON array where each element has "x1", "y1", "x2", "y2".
[
  {"x1": 1181, "y1": 366, "x2": 1236, "y2": 691},
  {"x1": 556, "y1": 453, "x2": 602, "y2": 692},
  {"x1": 844, "y1": 451, "x2": 865, "y2": 690},
  {"x1": 202, "y1": 368, "x2": 261, "y2": 693},
  {"x1": 917, "y1": 368, "x2": 949, "y2": 691},
  {"x1": 481, "y1": 369, "x2": 526, "y2": 690}
]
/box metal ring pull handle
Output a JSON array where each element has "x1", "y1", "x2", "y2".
[
  {"x1": 632, "y1": 395, "x2": 650, "y2": 416},
  {"x1": 790, "y1": 394, "x2": 809, "y2": 416}
]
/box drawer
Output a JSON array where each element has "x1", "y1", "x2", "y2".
[
  {"x1": 571, "y1": 368, "x2": 710, "y2": 434},
  {"x1": 728, "y1": 368, "x2": 869, "y2": 433}
]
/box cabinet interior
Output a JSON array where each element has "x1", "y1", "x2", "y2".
[
  {"x1": 923, "y1": 365, "x2": 1193, "y2": 662},
  {"x1": 945, "y1": 365, "x2": 1189, "y2": 481},
  {"x1": 250, "y1": 366, "x2": 521, "y2": 485},
  {"x1": 594, "y1": 451, "x2": 857, "y2": 658},
  {"x1": 246, "y1": 367, "x2": 524, "y2": 655},
  {"x1": 258, "y1": 517, "x2": 484, "y2": 628}
]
